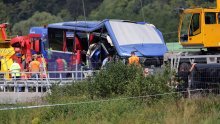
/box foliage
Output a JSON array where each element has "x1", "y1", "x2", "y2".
[
  {"x1": 89, "y1": 62, "x2": 172, "y2": 98},
  {"x1": 12, "y1": 12, "x2": 63, "y2": 35},
  {"x1": 0, "y1": 0, "x2": 217, "y2": 42},
  {"x1": 47, "y1": 81, "x2": 89, "y2": 103},
  {"x1": 88, "y1": 0, "x2": 183, "y2": 42},
  {"x1": 90, "y1": 62, "x2": 141, "y2": 98},
  {"x1": 47, "y1": 62, "x2": 172, "y2": 101},
  {"x1": 0, "y1": 2, "x2": 9, "y2": 23},
  {"x1": 0, "y1": 63, "x2": 220, "y2": 123},
  {"x1": 1, "y1": 0, "x2": 102, "y2": 28}
]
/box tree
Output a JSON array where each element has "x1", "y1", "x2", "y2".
[
  {"x1": 0, "y1": 2, "x2": 9, "y2": 23},
  {"x1": 12, "y1": 12, "x2": 63, "y2": 35},
  {"x1": 66, "y1": 0, "x2": 103, "y2": 20},
  {"x1": 3, "y1": 0, "x2": 213, "y2": 40},
  {"x1": 89, "y1": 0, "x2": 211, "y2": 42}
]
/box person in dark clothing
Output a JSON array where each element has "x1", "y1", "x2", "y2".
[{"x1": 177, "y1": 63, "x2": 196, "y2": 91}]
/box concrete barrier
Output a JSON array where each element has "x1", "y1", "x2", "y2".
[{"x1": 0, "y1": 92, "x2": 47, "y2": 104}]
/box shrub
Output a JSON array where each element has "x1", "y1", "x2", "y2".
[
  {"x1": 126, "y1": 67, "x2": 172, "y2": 97},
  {"x1": 47, "y1": 62, "x2": 173, "y2": 101},
  {"x1": 89, "y1": 62, "x2": 172, "y2": 98},
  {"x1": 47, "y1": 81, "x2": 89, "y2": 103},
  {"x1": 89, "y1": 62, "x2": 140, "y2": 98}
]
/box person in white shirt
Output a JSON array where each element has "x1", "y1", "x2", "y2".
[{"x1": 101, "y1": 54, "x2": 113, "y2": 69}]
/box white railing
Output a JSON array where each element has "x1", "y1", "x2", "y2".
[{"x1": 0, "y1": 70, "x2": 96, "y2": 93}]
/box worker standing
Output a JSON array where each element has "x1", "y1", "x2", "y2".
[
  {"x1": 101, "y1": 54, "x2": 113, "y2": 69},
  {"x1": 56, "y1": 56, "x2": 65, "y2": 78},
  {"x1": 56, "y1": 57, "x2": 65, "y2": 71},
  {"x1": 38, "y1": 54, "x2": 47, "y2": 78},
  {"x1": 128, "y1": 51, "x2": 140, "y2": 65},
  {"x1": 62, "y1": 58, "x2": 67, "y2": 71},
  {"x1": 29, "y1": 58, "x2": 41, "y2": 79},
  {"x1": 10, "y1": 59, "x2": 21, "y2": 80}
]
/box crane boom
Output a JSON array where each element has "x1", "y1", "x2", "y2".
[{"x1": 0, "y1": 24, "x2": 9, "y2": 42}]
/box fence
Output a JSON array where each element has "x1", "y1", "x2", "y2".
[
  {"x1": 0, "y1": 57, "x2": 162, "y2": 93},
  {"x1": 173, "y1": 63, "x2": 220, "y2": 97},
  {"x1": 1, "y1": 61, "x2": 220, "y2": 95},
  {"x1": 0, "y1": 70, "x2": 96, "y2": 93}
]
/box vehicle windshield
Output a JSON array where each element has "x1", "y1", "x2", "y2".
[
  {"x1": 180, "y1": 13, "x2": 192, "y2": 42},
  {"x1": 109, "y1": 21, "x2": 163, "y2": 45}
]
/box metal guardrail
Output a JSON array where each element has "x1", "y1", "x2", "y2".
[{"x1": 0, "y1": 70, "x2": 96, "y2": 93}]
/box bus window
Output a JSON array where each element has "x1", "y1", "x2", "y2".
[
  {"x1": 48, "y1": 28, "x2": 64, "y2": 51},
  {"x1": 66, "y1": 39, "x2": 74, "y2": 52},
  {"x1": 66, "y1": 31, "x2": 74, "y2": 52}
]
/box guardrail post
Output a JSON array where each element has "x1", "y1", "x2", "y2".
[
  {"x1": 6, "y1": 80, "x2": 9, "y2": 92},
  {"x1": 36, "y1": 74, "x2": 39, "y2": 92},
  {"x1": 45, "y1": 71, "x2": 50, "y2": 92},
  {"x1": 40, "y1": 73, "x2": 43, "y2": 92},
  {"x1": 81, "y1": 67, "x2": 83, "y2": 80},
  {"x1": 48, "y1": 72, "x2": 50, "y2": 79},
  {"x1": 76, "y1": 63, "x2": 78, "y2": 81},
  {"x1": 59, "y1": 72, "x2": 62, "y2": 81},
  {"x1": 3, "y1": 80, "x2": 6, "y2": 92},
  {"x1": 188, "y1": 76, "x2": 191, "y2": 98},
  {"x1": 13, "y1": 76, "x2": 16, "y2": 92},
  {"x1": 25, "y1": 79, "x2": 28, "y2": 92}
]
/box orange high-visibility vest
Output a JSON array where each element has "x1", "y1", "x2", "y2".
[{"x1": 128, "y1": 56, "x2": 140, "y2": 65}]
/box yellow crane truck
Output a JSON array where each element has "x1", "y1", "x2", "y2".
[
  {"x1": 0, "y1": 24, "x2": 15, "y2": 79},
  {"x1": 179, "y1": 0, "x2": 220, "y2": 49},
  {"x1": 163, "y1": 0, "x2": 220, "y2": 91},
  {"x1": 164, "y1": 0, "x2": 220, "y2": 72}
]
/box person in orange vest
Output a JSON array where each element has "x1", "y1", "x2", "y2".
[
  {"x1": 128, "y1": 51, "x2": 140, "y2": 65},
  {"x1": 56, "y1": 56, "x2": 65, "y2": 71},
  {"x1": 56, "y1": 56, "x2": 66, "y2": 78},
  {"x1": 29, "y1": 57, "x2": 41, "y2": 79}
]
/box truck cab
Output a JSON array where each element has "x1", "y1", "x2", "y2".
[{"x1": 179, "y1": 0, "x2": 220, "y2": 49}]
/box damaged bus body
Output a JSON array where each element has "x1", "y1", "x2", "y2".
[
  {"x1": 44, "y1": 19, "x2": 167, "y2": 71},
  {"x1": 29, "y1": 19, "x2": 168, "y2": 73}
]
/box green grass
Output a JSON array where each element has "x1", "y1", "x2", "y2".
[
  {"x1": 0, "y1": 96, "x2": 220, "y2": 124},
  {"x1": 0, "y1": 63, "x2": 219, "y2": 124}
]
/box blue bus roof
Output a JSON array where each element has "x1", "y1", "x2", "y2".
[{"x1": 47, "y1": 19, "x2": 167, "y2": 57}]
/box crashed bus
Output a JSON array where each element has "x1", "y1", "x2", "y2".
[
  {"x1": 0, "y1": 19, "x2": 167, "y2": 79},
  {"x1": 31, "y1": 19, "x2": 167, "y2": 71}
]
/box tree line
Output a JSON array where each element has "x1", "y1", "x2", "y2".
[{"x1": 0, "y1": 0, "x2": 215, "y2": 42}]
